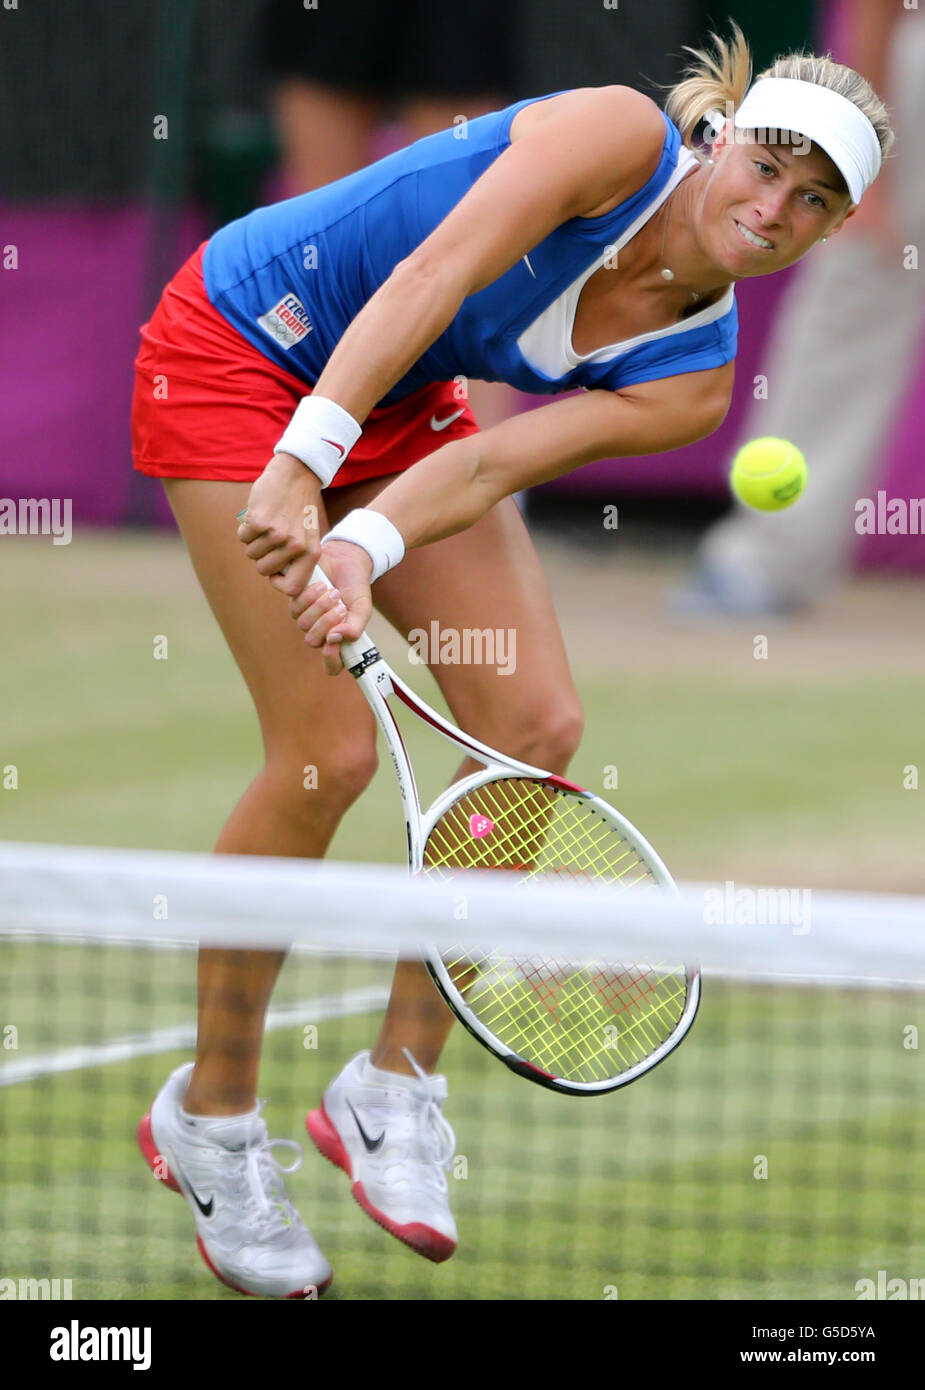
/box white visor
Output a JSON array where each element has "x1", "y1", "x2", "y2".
[{"x1": 713, "y1": 77, "x2": 882, "y2": 205}]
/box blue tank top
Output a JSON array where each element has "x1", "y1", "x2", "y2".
[{"x1": 203, "y1": 93, "x2": 737, "y2": 407}]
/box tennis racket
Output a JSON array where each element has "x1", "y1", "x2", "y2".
[{"x1": 238, "y1": 516, "x2": 699, "y2": 1095}]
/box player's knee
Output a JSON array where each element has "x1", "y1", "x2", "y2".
[
  {"x1": 508, "y1": 697, "x2": 584, "y2": 774},
  {"x1": 267, "y1": 741, "x2": 379, "y2": 815},
  {"x1": 331, "y1": 742, "x2": 380, "y2": 802}
]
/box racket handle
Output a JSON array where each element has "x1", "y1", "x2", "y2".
[
  {"x1": 307, "y1": 563, "x2": 379, "y2": 668},
  {"x1": 235, "y1": 509, "x2": 379, "y2": 670}
]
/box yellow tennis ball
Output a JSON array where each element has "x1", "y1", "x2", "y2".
[{"x1": 730, "y1": 438, "x2": 808, "y2": 511}]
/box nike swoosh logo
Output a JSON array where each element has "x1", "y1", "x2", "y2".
[
  {"x1": 175, "y1": 1160, "x2": 214, "y2": 1217},
  {"x1": 346, "y1": 1100, "x2": 384, "y2": 1154},
  {"x1": 430, "y1": 408, "x2": 466, "y2": 431},
  {"x1": 321, "y1": 438, "x2": 346, "y2": 457}
]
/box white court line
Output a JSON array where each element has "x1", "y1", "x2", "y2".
[{"x1": 0, "y1": 986, "x2": 389, "y2": 1088}]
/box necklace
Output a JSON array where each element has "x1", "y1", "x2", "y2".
[{"x1": 658, "y1": 188, "x2": 704, "y2": 302}]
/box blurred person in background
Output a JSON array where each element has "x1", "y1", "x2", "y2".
[
  {"x1": 676, "y1": 0, "x2": 924, "y2": 617},
  {"x1": 256, "y1": 0, "x2": 519, "y2": 428}
]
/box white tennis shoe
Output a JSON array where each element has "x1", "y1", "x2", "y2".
[
  {"x1": 139, "y1": 1062, "x2": 332, "y2": 1298},
  {"x1": 306, "y1": 1049, "x2": 458, "y2": 1262}
]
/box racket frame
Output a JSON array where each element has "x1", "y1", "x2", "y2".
[
  {"x1": 419, "y1": 768, "x2": 700, "y2": 1094},
  {"x1": 242, "y1": 550, "x2": 701, "y2": 1095},
  {"x1": 347, "y1": 647, "x2": 548, "y2": 867},
  {"x1": 341, "y1": 630, "x2": 700, "y2": 1098}
]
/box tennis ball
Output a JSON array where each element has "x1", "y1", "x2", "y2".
[{"x1": 729, "y1": 438, "x2": 808, "y2": 511}]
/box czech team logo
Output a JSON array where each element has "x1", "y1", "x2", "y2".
[{"x1": 257, "y1": 293, "x2": 313, "y2": 349}]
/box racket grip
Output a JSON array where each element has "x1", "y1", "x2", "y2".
[{"x1": 235, "y1": 510, "x2": 379, "y2": 669}]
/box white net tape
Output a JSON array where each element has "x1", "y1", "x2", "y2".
[{"x1": 2, "y1": 841, "x2": 923, "y2": 987}]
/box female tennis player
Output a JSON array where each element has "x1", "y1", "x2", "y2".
[{"x1": 135, "y1": 24, "x2": 892, "y2": 1296}]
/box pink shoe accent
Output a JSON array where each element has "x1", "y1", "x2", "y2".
[
  {"x1": 306, "y1": 1104, "x2": 456, "y2": 1264},
  {"x1": 306, "y1": 1103, "x2": 353, "y2": 1178},
  {"x1": 469, "y1": 813, "x2": 494, "y2": 838},
  {"x1": 137, "y1": 1114, "x2": 181, "y2": 1193},
  {"x1": 351, "y1": 1183, "x2": 456, "y2": 1263}
]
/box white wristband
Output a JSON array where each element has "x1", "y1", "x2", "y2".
[
  {"x1": 322, "y1": 509, "x2": 406, "y2": 583},
  {"x1": 274, "y1": 395, "x2": 362, "y2": 488}
]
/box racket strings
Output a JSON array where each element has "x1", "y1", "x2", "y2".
[
  {"x1": 425, "y1": 778, "x2": 648, "y2": 882},
  {"x1": 422, "y1": 777, "x2": 689, "y2": 1084},
  {"x1": 453, "y1": 955, "x2": 687, "y2": 1080}
]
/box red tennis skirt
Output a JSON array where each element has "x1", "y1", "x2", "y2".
[{"x1": 131, "y1": 242, "x2": 480, "y2": 487}]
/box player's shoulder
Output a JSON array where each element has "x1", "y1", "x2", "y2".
[
  {"x1": 505, "y1": 85, "x2": 669, "y2": 223},
  {"x1": 590, "y1": 86, "x2": 665, "y2": 166},
  {"x1": 559, "y1": 87, "x2": 667, "y2": 217},
  {"x1": 587, "y1": 85, "x2": 666, "y2": 130},
  {"x1": 569, "y1": 85, "x2": 667, "y2": 157},
  {"x1": 518, "y1": 85, "x2": 665, "y2": 146}
]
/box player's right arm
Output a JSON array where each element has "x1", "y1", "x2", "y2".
[
  {"x1": 309, "y1": 87, "x2": 667, "y2": 422},
  {"x1": 242, "y1": 88, "x2": 668, "y2": 590}
]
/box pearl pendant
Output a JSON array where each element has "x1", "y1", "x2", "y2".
[{"x1": 660, "y1": 267, "x2": 675, "y2": 281}]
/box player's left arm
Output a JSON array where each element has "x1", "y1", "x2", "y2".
[
  {"x1": 374, "y1": 360, "x2": 735, "y2": 546},
  {"x1": 297, "y1": 361, "x2": 734, "y2": 667}
]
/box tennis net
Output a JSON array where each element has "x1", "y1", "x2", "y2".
[{"x1": 1, "y1": 840, "x2": 923, "y2": 1302}]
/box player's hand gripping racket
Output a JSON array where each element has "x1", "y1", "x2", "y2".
[{"x1": 238, "y1": 517, "x2": 699, "y2": 1095}]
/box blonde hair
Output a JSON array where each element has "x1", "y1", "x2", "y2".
[{"x1": 662, "y1": 21, "x2": 895, "y2": 194}]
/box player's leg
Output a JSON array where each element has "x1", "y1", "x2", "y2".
[
  {"x1": 373, "y1": 492, "x2": 584, "y2": 1072},
  {"x1": 317, "y1": 475, "x2": 583, "y2": 1076},
  {"x1": 307, "y1": 478, "x2": 581, "y2": 1261},
  {"x1": 161, "y1": 476, "x2": 380, "y2": 1116},
  {"x1": 139, "y1": 475, "x2": 388, "y2": 1294}
]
